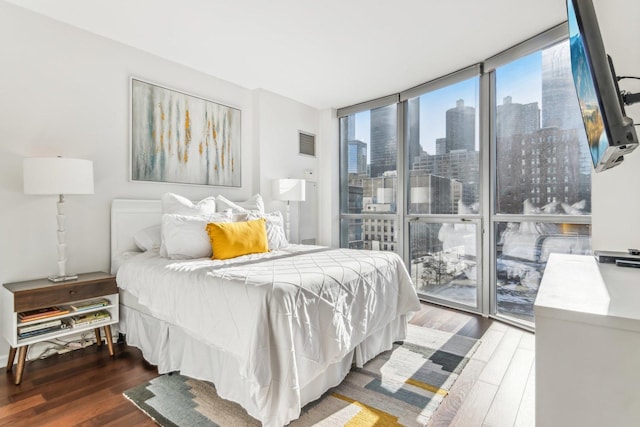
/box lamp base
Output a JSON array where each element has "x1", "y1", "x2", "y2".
[{"x1": 48, "y1": 274, "x2": 78, "y2": 283}]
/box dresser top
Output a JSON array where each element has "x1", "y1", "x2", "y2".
[
  {"x1": 3, "y1": 272, "x2": 114, "y2": 293},
  {"x1": 535, "y1": 254, "x2": 640, "y2": 331}
]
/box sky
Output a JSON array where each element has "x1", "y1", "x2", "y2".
[{"x1": 353, "y1": 52, "x2": 542, "y2": 156}]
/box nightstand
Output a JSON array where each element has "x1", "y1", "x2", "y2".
[{"x1": 1, "y1": 272, "x2": 119, "y2": 385}]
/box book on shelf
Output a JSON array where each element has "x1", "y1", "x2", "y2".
[
  {"x1": 17, "y1": 319, "x2": 62, "y2": 335},
  {"x1": 70, "y1": 298, "x2": 110, "y2": 312},
  {"x1": 18, "y1": 323, "x2": 68, "y2": 339},
  {"x1": 18, "y1": 306, "x2": 70, "y2": 322},
  {"x1": 70, "y1": 310, "x2": 111, "y2": 327}
]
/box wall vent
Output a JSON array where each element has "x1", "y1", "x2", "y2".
[{"x1": 299, "y1": 132, "x2": 316, "y2": 157}]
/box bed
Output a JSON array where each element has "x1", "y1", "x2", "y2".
[{"x1": 111, "y1": 198, "x2": 421, "y2": 426}]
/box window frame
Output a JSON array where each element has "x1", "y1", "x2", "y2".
[{"x1": 336, "y1": 22, "x2": 592, "y2": 331}]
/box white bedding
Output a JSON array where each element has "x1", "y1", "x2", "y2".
[{"x1": 116, "y1": 245, "x2": 420, "y2": 426}]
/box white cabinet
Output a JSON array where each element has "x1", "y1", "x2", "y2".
[{"x1": 534, "y1": 254, "x2": 640, "y2": 427}]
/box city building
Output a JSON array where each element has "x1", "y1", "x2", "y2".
[
  {"x1": 369, "y1": 105, "x2": 397, "y2": 178},
  {"x1": 446, "y1": 99, "x2": 476, "y2": 153}
]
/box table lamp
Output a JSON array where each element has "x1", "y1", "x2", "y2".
[
  {"x1": 23, "y1": 157, "x2": 94, "y2": 282},
  {"x1": 272, "y1": 178, "x2": 306, "y2": 241}
]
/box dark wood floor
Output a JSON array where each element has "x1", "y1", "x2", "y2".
[
  {"x1": 0, "y1": 303, "x2": 533, "y2": 426},
  {"x1": 0, "y1": 341, "x2": 158, "y2": 426}
]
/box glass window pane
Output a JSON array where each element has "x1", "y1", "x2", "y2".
[
  {"x1": 495, "y1": 221, "x2": 592, "y2": 322},
  {"x1": 341, "y1": 218, "x2": 397, "y2": 252},
  {"x1": 406, "y1": 78, "x2": 480, "y2": 215},
  {"x1": 340, "y1": 105, "x2": 398, "y2": 216},
  {"x1": 409, "y1": 221, "x2": 478, "y2": 307},
  {"x1": 495, "y1": 40, "x2": 592, "y2": 215}
]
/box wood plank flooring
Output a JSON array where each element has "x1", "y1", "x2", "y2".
[{"x1": 0, "y1": 303, "x2": 535, "y2": 426}]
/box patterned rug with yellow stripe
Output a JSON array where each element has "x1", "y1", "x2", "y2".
[{"x1": 123, "y1": 324, "x2": 479, "y2": 426}]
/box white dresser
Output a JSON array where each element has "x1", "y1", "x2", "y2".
[{"x1": 534, "y1": 253, "x2": 640, "y2": 427}]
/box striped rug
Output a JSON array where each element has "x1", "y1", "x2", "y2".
[{"x1": 123, "y1": 325, "x2": 479, "y2": 426}]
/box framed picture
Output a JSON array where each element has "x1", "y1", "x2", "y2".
[{"x1": 130, "y1": 78, "x2": 241, "y2": 187}]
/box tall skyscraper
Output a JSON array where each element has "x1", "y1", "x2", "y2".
[
  {"x1": 542, "y1": 41, "x2": 583, "y2": 130},
  {"x1": 496, "y1": 96, "x2": 541, "y2": 137},
  {"x1": 369, "y1": 104, "x2": 397, "y2": 178},
  {"x1": 446, "y1": 99, "x2": 475, "y2": 152},
  {"x1": 346, "y1": 115, "x2": 356, "y2": 141},
  {"x1": 347, "y1": 140, "x2": 368, "y2": 174},
  {"x1": 406, "y1": 97, "x2": 422, "y2": 164}
]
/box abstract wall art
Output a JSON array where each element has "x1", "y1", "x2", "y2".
[{"x1": 130, "y1": 78, "x2": 241, "y2": 187}]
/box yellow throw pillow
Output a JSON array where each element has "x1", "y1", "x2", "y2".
[{"x1": 206, "y1": 218, "x2": 269, "y2": 260}]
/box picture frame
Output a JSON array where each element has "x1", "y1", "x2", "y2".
[{"x1": 130, "y1": 77, "x2": 241, "y2": 187}]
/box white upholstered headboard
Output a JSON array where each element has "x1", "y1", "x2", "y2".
[{"x1": 110, "y1": 199, "x2": 162, "y2": 271}]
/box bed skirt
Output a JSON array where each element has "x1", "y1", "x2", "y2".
[{"x1": 119, "y1": 301, "x2": 408, "y2": 426}]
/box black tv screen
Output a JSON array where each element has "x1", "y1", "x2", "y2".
[{"x1": 567, "y1": 0, "x2": 638, "y2": 172}]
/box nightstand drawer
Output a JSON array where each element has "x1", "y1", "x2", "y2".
[{"x1": 5, "y1": 272, "x2": 118, "y2": 312}]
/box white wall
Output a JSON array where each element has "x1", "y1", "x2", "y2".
[
  {"x1": 317, "y1": 109, "x2": 340, "y2": 247},
  {"x1": 590, "y1": 0, "x2": 640, "y2": 251},
  {"x1": 0, "y1": 2, "x2": 323, "y2": 361},
  {"x1": 253, "y1": 89, "x2": 319, "y2": 243}
]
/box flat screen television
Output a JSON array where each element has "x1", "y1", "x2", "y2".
[{"x1": 567, "y1": 0, "x2": 638, "y2": 172}]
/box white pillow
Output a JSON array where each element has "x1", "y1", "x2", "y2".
[
  {"x1": 216, "y1": 194, "x2": 264, "y2": 213},
  {"x1": 160, "y1": 193, "x2": 217, "y2": 257},
  {"x1": 133, "y1": 225, "x2": 161, "y2": 252},
  {"x1": 248, "y1": 211, "x2": 288, "y2": 250},
  {"x1": 161, "y1": 211, "x2": 231, "y2": 259},
  {"x1": 162, "y1": 193, "x2": 217, "y2": 215}
]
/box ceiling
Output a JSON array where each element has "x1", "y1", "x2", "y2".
[{"x1": 6, "y1": 0, "x2": 567, "y2": 109}]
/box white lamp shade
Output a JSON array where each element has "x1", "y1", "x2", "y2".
[
  {"x1": 23, "y1": 157, "x2": 94, "y2": 195},
  {"x1": 273, "y1": 178, "x2": 306, "y2": 202}
]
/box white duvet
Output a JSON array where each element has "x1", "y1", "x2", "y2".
[{"x1": 116, "y1": 246, "x2": 421, "y2": 426}]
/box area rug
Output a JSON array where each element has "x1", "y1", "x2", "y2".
[{"x1": 123, "y1": 325, "x2": 479, "y2": 426}]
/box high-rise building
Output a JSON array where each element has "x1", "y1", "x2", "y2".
[
  {"x1": 347, "y1": 140, "x2": 367, "y2": 174},
  {"x1": 412, "y1": 150, "x2": 480, "y2": 206},
  {"x1": 346, "y1": 115, "x2": 356, "y2": 141},
  {"x1": 406, "y1": 97, "x2": 422, "y2": 164},
  {"x1": 496, "y1": 96, "x2": 541, "y2": 137},
  {"x1": 369, "y1": 105, "x2": 396, "y2": 178},
  {"x1": 408, "y1": 171, "x2": 452, "y2": 215},
  {"x1": 446, "y1": 99, "x2": 475, "y2": 153},
  {"x1": 542, "y1": 42, "x2": 583, "y2": 130},
  {"x1": 496, "y1": 127, "x2": 591, "y2": 214},
  {"x1": 436, "y1": 138, "x2": 447, "y2": 155}
]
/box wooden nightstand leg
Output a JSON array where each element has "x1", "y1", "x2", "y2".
[
  {"x1": 15, "y1": 346, "x2": 28, "y2": 385},
  {"x1": 94, "y1": 328, "x2": 102, "y2": 346},
  {"x1": 6, "y1": 347, "x2": 17, "y2": 372},
  {"x1": 103, "y1": 325, "x2": 114, "y2": 356}
]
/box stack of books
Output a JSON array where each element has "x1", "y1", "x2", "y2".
[
  {"x1": 70, "y1": 298, "x2": 110, "y2": 312},
  {"x1": 18, "y1": 306, "x2": 69, "y2": 323},
  {"x1": 18, "y1": 319, "x2": 68, "y2": 338},
  {"x1": 69, "y1": 310, "x2": 111, "y2": 327}
]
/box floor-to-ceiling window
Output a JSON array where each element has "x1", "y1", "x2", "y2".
[
  {"x1": 488, "y1": 35, "x2": 592, "y2": 326},
  {"x1": 339, "y1": 96, "x2": 400, "y2": 253},
  {"x1": 403, "y1": 67, "x2": 482, "y2": 312},
  {"x1": 337, "y1": 24, "x2": 592, "y2": 329}
]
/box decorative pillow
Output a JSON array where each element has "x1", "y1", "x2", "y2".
[
  {"x1": 215, "y1": 194, "x2": 264, "y2": 214},
  {"x1": 248, "y1": 211, "x2": 289, "y2": 250},
  {"x1": 162, "y1": 211, "x2": 231, "y2": 259},
  {"x1": 133, "y1": 225, "x2": 162, "y2": 252},
  {"x1": 162, "y1": 193, "x2": 217, "y2": 215},
  {"x1": 206, "y1": 218, "x2": 269, "y2": 260}
]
